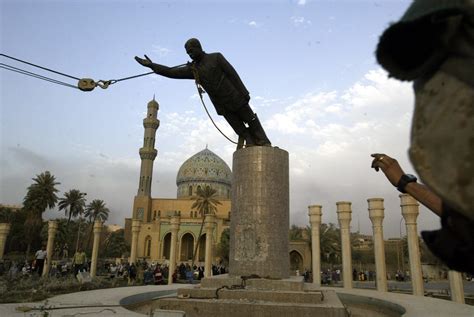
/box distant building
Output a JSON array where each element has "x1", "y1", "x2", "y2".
[{"x1": 0, "y1": 204, "x2": 22, "y2": 212}]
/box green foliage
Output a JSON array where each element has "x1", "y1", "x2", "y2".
[
  {"x1": 103, "y1": 229, "x2": 129, "y2": 258},
  {"x1": 191, "y1": 186, "x2": 221, "y2": 217},
  {"x1": 191, "y1": 186, "x2": 221, "y2": 266},
  {"x1": 84, "y1": 199, "x2": 109, "y2": 223},
  {"x1": 58, "y1": 189, "x2": 87, "y2": 226},
  {"x1": 289, "y1": 224, "x2": 303, "y2": 240},
  {"x1": 22, "y1": 171, "x2": 60, "y2": 252},
  {"x1": 320, "y1": 223, "x2": 341, "y2": 265},
  {"x1": 1, "y1": 207, "x2": 28, "y2": 254},
  {"x1": 0, "y1": 276, "x2": 114, "y2": 303}
]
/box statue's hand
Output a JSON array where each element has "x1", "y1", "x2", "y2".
[
  {"x1": 370, "y1": 153, "x2": 404, "y2": 187},
  {"x1": 135, "y1": 56, "x2": 152, "y2": 67}
]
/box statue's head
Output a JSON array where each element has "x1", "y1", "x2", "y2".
[{"x1": 185, "y1": 38, "x2": 204, "y2": 61}]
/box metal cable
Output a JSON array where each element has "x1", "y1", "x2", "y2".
[
  {"x1": 1, "y1": 53, "x2": 81, "y2": 80},
  {"x1": 0, "y1": 63, "x2": 79, "y2": 89}
]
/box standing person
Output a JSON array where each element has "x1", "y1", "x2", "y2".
[
  {"x1": 72, "y1": 247, "x2": 86, "y2": 276},
  {"x1": 135, "y1": 38, "x2": 271, "y2": 148},
  {"x1": 372, "y1": 0, "x2": 474, "y2": 274},
  {"x1": 34, "y1": 245, "x2": 47, "y2": 276}
]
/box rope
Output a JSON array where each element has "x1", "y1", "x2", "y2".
[
  {"x1": 190, "y1": 62, "x2": 238, "y2": 145},
  {"x1": 1, "y1": 53, "x2": 80, "y2": 80},
  {"x1": 0, "y1": 63, "x2": 79, "y2": 89},
  {"x1": 197, "y1": 91, "x2": 238, "y2": 145}
]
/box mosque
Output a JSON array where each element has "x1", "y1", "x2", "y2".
[{"x1": 124, "y1": 98, "x2": 310, "y2": 271}]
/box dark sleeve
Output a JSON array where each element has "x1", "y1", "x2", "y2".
[
  {"x1": 421, "y1": 201, "x2": 474, "y2": 275},
  {"x1": 149, "y1": 63, "x2": 194, "y2": 80},
  {"x1": 217, "y1": 53, "x2": 249, "y2": 96}
]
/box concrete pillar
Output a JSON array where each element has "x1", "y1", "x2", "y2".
[
  {"x1": 130, "y1": 219, "x2": 141, "y2": 264},
  {"x1": 230, "y1": 147, "x2": 289, "y2": 279},
  {"x1": 368, "y1": 198, "x2": 388, "y2": 292},
  {"x1": 448, "y1": 270, "x2": 465, "y2": 304},
  {"x1": 0, "y1": 223, "x2": 11, "y2": 260},
  {"x1": 204, "y1": 214, "x2": 216, "y2": 278},
  {"x1": 168, "y1": 214, "x2": 180, "y2": 285},
  {"x1": 90, "y1": 220, "x2": 103, "y2": 277},
  {"x1": 400, "y1": 194, "x2": 424, "y2": 296},
  {"x1": 337, "y1": 201, "x2": 352, "y2": 289},
  {"x1": 42, "y1": 220, "x2": 58, "y2": 277},
  {"x1": 308, "y1": 205, "x2": 322, "y2": 287}
]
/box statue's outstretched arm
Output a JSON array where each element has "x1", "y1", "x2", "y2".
[{"x1": 135, "y1": 56, "x2": 193, "y2": 79}]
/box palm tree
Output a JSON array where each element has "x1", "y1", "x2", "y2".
[
  {"x1": 84, "y1": 199, "x2": 109, "y2": 223},
  {"x1": 58, "y1": 189, "x2": 87, "y2": 227},
  {"x1": 289, "y1": 224, "x2": 303, "y2": 240},
  {"x1": 83, "y1": 199, "x2": 110, "y2": 251},
  {"x1": 191, "y1": 186, "x2": 221, "y2": 266},
  {"x1": 23, "y1": 171, "x2": 60, "y2": 255},
  {"x1": 320, "y1": 223, "x2": 341, "y2": 265}
]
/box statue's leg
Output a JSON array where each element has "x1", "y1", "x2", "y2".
[
  {"x1": 237, "y1": 105, "x2": 271, "y2": 146},
  {"x1": 223, "y1": 112, "x2": 255, "y2": 147}
]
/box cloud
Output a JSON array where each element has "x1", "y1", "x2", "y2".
[
  {"x1": 291, "y1": 16, "x2": 312, "y2": 27},
  {"x1": 152, "y1": 45, "x2": 172, "y2": 57},
  {"x1": 248, "y1": 21, "x2": 261, "y2": 28},
  {"x1": 297, "y1": 0, "x2": 307, "y2": 6},
  {"x1": 261, "y1": 68, "x2": 440, "y2": 237}
]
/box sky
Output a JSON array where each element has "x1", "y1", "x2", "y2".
[{"x1": 0, "y1": 0, "x2": 440, "y2": 238}]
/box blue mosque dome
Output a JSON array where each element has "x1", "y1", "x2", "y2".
[{"x1": 176, "y1": 148, "x2": 232, "y2": 199}]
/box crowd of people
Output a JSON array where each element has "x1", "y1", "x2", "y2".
[{"x1": 103, "y1": 261, "x2": 228, "y2": 286}]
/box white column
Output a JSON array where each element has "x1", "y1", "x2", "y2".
[
  {"x1": 204, "y1": 214, "x2": 216, "y2": 278},
  {"x1": 130, "y1": 219, "x2": 141, "y2": 264},
  {"x1": 400, "y1": 194, "x2": 424, "y2": 296},
  {"x1": 168, "y1": 214, "x2": 180, "y2": 285},
  {"x1": 337, "y1": 201, "x2": 352, "y2": 289},
  {"x1": 42, "y1": 220, "x2": 58, "y2": 277},
  {"x1": 368, "y1": 198, "x2": 388, "y2": 292},
  {"x1": 90, "y1": 220, "x2": 103, "y2": 277},
  {"x1": 308, "y1": 205, "x2": 322, "y2": 287},
  {"x1": 448, "y1": 270, "x2": 465, "y2": 304},
  {"x1": 0, "y1": 223, "x2": 11, "y2": 260}
]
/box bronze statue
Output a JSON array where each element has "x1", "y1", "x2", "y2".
[{"x1": 135, "y1": 38, "x2": 271, "y2": 147}]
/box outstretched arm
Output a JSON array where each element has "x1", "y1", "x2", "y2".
[
  {"x1": 135, "y1": 55, "x2": 194, "y2": 79},
  {"x1": 371, "y1": 153, "x2": 443, "y2": 216}
]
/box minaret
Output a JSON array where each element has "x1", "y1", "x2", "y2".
[
  {"x1": 132, "y1": 97, "x2": 159, "y2": 222},
  {"x1": 137, "y1": 97, "x2": 159, "y2": 196},
  {"x1": 130, "y1": 98, "x2": 159, "y2": 262}
]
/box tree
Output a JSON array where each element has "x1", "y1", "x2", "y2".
[
  {"x1": 191, "y1": 186, "x2": 221, "y2": 266},
  {"x1": 103, "y1": 229, "x2": 129, "y2": 258},
  {"x1": 0, "y1": 206, "x2": 28, "y2": 254},
  {"x1": 320, "y1": 223, "x2": 341, "y2": 265},
  {"x1": 23, "y1": 171, "x2": 60, "y2": 255},
  {"x1": 84, "y1": 199, "x2": 110, "y2": 252},
  {"x1": 289, "y1": 224, "x2": 303, "y2": 240},
  {"x1": 58, "y1": 189, "x2": 87, "y2": 227}
]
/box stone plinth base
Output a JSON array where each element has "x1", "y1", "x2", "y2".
[
  {"x1": 152, "y1": 275, "x2": 348, "y2": 317},
  {"x1": 230, "y1": 146, "x2": 290, "y2": 279}
]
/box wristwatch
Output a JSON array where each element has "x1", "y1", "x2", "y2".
[{"x1": 397, "y1": 174, "x2": 417, "y2": 193}]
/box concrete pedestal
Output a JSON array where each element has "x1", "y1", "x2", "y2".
[
  {"x1": 229, "y1": 147, "x2": 289, "y2": 279},
  {"x1": 154, "y1": 275, "x2": 347, "y2": 317}
]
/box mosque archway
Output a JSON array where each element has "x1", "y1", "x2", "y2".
[
  {"x1": 162, "y1": 232, "x2": 171, "y2": 260},
  {"x1": 197, "y1": 234, "x2": 206, "y2": 262},
  {"x1": 290, "y1": 250, "x2": 304, "y2": 273},
  {"x1": 180, "y1": 232, "x2": 194, "y2": 261}
]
